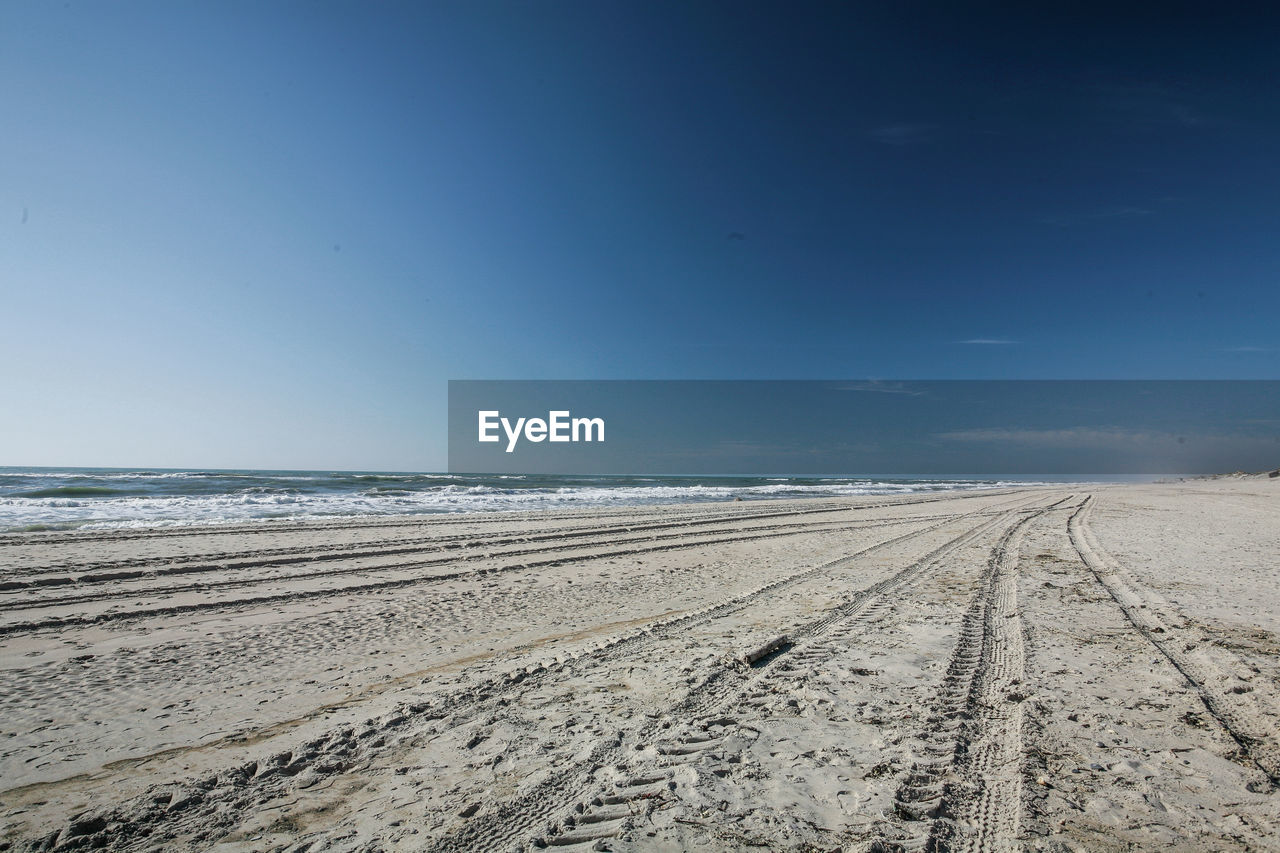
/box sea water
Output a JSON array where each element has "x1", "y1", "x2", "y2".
[{"x1": 0, "y1": 467, "x2": 1048, "y2": 532}]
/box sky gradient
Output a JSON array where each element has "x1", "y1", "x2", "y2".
[{"x1": 3, "y1": 2, "x2": 1278, "y2": 470}]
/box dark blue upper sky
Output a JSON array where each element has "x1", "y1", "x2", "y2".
[{"x1": 3, "y1": 2, "x2": 1277, "y2": 469}]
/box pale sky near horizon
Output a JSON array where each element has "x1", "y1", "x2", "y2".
[{"x1": 2, "y1": 2, "x2": 1277, "y2": 471}]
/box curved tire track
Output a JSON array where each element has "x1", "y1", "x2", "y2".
[
  {"x1": 1068, "y1": 495, "x2": 1280, "y2": 786},
  {"x1": 883, "y1": 498, "x2": 1067, "y2": 853}
]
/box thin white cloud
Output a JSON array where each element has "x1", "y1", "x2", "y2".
[
  {"x1": 937, "y1": 427, "x2": 1172, "y2": 449},
  {"x1": 1040, "y1": 205, "x2": 1152, "y2": 227},
  {"x1": 1091, "y1": 206, "x2": 1153, "y2": 218},
  {"x1": 958, "y1": 338, "x2": 1017, "y2": 345},
  {"x1": 869, "y1": 124, "x2": 935, "y2": 146},
  {"x1": 935, "y1": 428, "x2": 1279, "y2": 465},
  {"x1": 1224, "y1": 346, "x2": 1272, "y2": 353},
  {"x1": 1089, "y1": 81, "x2": 1223, "y2": 129},
  {"x1": 834, "y1": 381, "x2": 925, "y2": 396}
]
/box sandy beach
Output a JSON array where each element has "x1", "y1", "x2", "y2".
[{"x1": 2, "y1": 480, "x2": 1278, "y2": 852}]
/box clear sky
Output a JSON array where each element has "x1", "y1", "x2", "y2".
[{"x1": 3, "y1": 2, "x2": 1277, "y2": 470}]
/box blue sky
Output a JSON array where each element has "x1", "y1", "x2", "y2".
[{"x1": 2, "y1": 2, "x2": 1277, "y2": 470}]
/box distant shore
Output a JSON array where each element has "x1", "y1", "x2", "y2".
[{"x1": 1161, "y1": 466, "x2": 1280, "y2": 481}]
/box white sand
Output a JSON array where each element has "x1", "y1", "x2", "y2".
[{"x1": 1, "y1": 481, "x2": 1277, "y2": 851}]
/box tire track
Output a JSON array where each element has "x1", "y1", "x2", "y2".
[
  {"x1": 1068, "y1": 495, "x2": 1280, "y2": 786},
  {"x1": 0, "y1": 512, "x2": 959, "y2": 637},
  {"x1": 10, "y1": 497, "x2": 1046, "y2": 852},
  {"x1": 2, "y1": 498, "x2": 1036, "y2": 636},
  {"x1": 881, "y1": 498, "x2": 1065, "y2": 853},
  {"x1": 1, "y1": 502, "x2": 873, "y2": 582},
  {"x1": 0, "y1": 513, "x2": 951, "y2": 611},
  {"x1": 3, "y1": 499, "x2": 1007, "y2": 590},
  {"x1": 427, "y1": 498, "x2": 1067, "y2": 853}
]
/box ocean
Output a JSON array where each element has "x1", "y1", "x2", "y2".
[{"x1": 0, "y1": 468, "x2": 1043, "y2": 532}]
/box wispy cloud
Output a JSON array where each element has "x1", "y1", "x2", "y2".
[
  {"x1": 937, "y1": 427, "x2": 1184, "y2": 450},
  {"x1": 935, "y1": 428, "x2": 1279, "y2": 463},
  {"x1": 834, "y1": 381, "x2": 925, "y2": 396},
  {"x1": 1091, "y1": 206, "x2": 1153, "y2": 218},
  {"x1": 1089, "y1": 80, "x2": 1223, "y2": 130},
  {"x1": 1223, "y1": 346, "x2": 1272, "y2": 353},
  {"x1": 868, "y1": 123, "x2": 935, "y2": 146},
  {"x1": 653, "y1": 439, "x2": 880, "y2": 460},
  {"x1": 1040, "y1": 205, "x2": 1153, "y2": 227},
  {"x1": 958, "y1": 338, "x2": 1017, "y2": 345}
]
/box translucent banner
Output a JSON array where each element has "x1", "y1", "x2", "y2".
[{"x1": 448, "y1": 380, "x2": 1280, "y2": 477}]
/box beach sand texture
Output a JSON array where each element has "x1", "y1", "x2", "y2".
[{"x1": 1, "y1": 481, "x2": 1278, "y2": 851}]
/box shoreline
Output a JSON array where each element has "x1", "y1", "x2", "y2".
[
  {"x1": 1, "y1": 480, "x2": 1277, "y2": 850},
  {"x1": 0, "y1": 470, "x2": 1067, "y2": 534}
]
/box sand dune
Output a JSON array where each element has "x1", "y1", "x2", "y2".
[{"x1": 1, "y1": 482, "x2": 1277, "y2": 851}]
